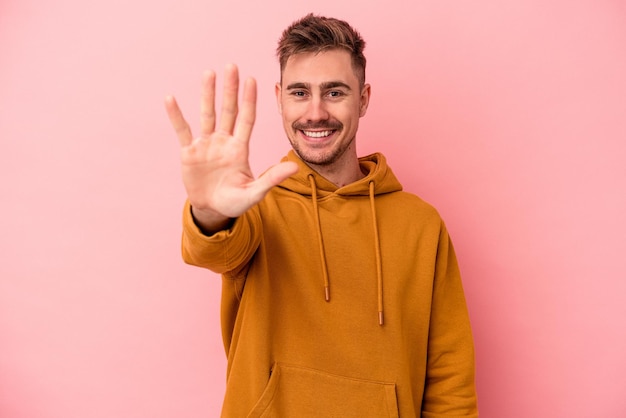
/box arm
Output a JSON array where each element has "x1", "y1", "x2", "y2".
[
  {"x1": 164, "y1": 64, "x2": 298, "y2": 235},
  {"x1": 180, "y1": 199, "x2": 262, "y2": 272},
  {"x1": 422, "y1": 223, "x2": 478, "y2": 418}
]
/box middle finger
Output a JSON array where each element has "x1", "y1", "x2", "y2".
[{"x1": 218, "y1": 63, "x2": 239, "y2": 135}]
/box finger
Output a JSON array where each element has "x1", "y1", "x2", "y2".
[
  {"x1": 200, "y1": 70, "x2": 216, "y2": 137},
  {"x1": 218, "y1": 63, "x2": 239, "y2": 134},
  {"x1": 233, "y1": 77, "x2": 257, "y2": 141},
  {"x1": 248, "y1": 162, "x2": 299, "y2": 203},
  {"x1": 164, "y1": 95, "x2": 193, "y2": 147}
]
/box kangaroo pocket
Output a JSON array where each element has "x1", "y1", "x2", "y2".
[{"x1": 247, "y1": 363, "x2": 399, "y2": 418}]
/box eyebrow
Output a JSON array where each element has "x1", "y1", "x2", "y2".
[{"x1": 286, "y1": 81, "x2": 352, "y2": 91}]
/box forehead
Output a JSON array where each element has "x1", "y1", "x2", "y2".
[{"x1": 282, "y1": 49, "x2": 358, "y2": 86}]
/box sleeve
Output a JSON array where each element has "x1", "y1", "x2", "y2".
[
  {"x1": 180, "y1": 200, "x2": 263, "y2": 275},
  {"x1": 422, "y1": 222, "x2": 479, "y2": 418}
]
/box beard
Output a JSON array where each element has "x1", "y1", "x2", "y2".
[
  {"x1": 289, "y1": 134, "x2": 356, "y2": 167},
  {"x1": 292, "y1": 120, "x2": 343, "y2": 132},
  {"x1": 289, "y1": 120, "x2": 351, "y2": 166}
]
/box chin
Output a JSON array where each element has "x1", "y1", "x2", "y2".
[
  {"x1": 297, "y1": 150, "x2": 340, "y2": 167},
  {"x1": 292, "y1": 138, "x2": 354, "y2": 168}
]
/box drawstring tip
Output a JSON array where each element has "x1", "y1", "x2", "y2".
[
  {"x1": 324, "y1": 286, "x2": 330, "y2": 301},
  {"x1": 378, "y1": 311, "x2": 384, "y2": 326}
]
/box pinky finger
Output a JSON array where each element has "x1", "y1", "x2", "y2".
[{"x1": 164, "y1": 95, "x2": 194, "y2": 147}]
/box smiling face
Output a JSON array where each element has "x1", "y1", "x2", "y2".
[{"x1": 276, "y1": 49, "x2": 371, "y2": 173}]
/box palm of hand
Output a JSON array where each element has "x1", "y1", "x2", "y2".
[
  {"x1": 166, "y1": 64, "x2": 297, "y2": 228},
  {"x1": 180, "y1": 129, "x2": 257, "y2": 218}
]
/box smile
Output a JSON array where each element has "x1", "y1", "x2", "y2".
[{"x1": 302, "y1": 130, "x2": 334, "y2": 138}]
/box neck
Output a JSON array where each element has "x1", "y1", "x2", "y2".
[{"x1": 307, "y1": 157, "x2": 365, "y2": 187}]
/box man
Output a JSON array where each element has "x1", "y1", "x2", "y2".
[{"x1": 165, "y1": 14, "x2": 478, "y2": 417}]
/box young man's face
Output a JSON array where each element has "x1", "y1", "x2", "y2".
[{"x1": 276, "y1": 49, "x2": 370, "y2": 169}]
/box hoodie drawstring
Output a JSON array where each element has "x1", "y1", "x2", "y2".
[
  {"x1": 307, "y1": 174, "x2": 384, "y2": 326},
  {"x1": 308, "y1": 175, "x2": 331, "y2": 302},
  {"x1": 369, "y1": 181, "x2": 384, "y2": 326}
]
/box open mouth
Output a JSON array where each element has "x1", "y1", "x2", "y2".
[{"x1": 301, "y1": 130, "x2": 335, "y2": 138}]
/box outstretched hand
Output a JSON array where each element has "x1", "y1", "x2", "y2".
[{"x1": 165, "y1": 64, "x2": 298, "y2": 233}]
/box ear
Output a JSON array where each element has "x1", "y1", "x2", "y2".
[
  {"x1": 359, "y1": 83, "x2": 371, "y2": 117},
  {"x1": 275, "y1": 82, "x2": 282, "y2": 115}
]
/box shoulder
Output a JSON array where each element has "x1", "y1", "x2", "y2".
[{"x1": 380, "y1": 190, "x2": 442, "y2": 220}]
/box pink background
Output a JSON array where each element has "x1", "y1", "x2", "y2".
[{"x1": 1, "y1": 1, "x2": 625, "y2": 417}]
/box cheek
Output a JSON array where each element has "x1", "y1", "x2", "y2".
[
  {"x1": 280, "y1": 109, "x2": 294, "y2": 125},
  {"x1": 338, "y1": 108, "x2": 359, "y2": 125},
  {"x1": 280, "y1": 109, "x2": 299, "y2": 130},
  {"x1": 281, "y1": 104, "x2": 305, "y2": 124},
  {"x1": 279, "y1": 101, "x2": 293, "y2": 116}
]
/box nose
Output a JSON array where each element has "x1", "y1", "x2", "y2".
[{"x1": 305, "y1": 95, "x2": 329, "y2": 122}]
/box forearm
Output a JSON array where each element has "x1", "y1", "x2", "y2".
[
  {"x1": 190, "y1": 204, "x2": 234, "y2": 236},
  {"x1": 422, "y1": 226, "x2": 478, "y2": 417},
  {"x1": 181, "y1": 200, "x2": 261, "y2": 274}
]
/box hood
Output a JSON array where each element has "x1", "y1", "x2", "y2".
[
  {"x1": 278, "y1": 150, "x2": 403, "y2": 197},
  {"x1": 277, "y1": 150, "x2": 403, "y2": 326}
]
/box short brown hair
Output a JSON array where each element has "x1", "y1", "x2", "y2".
[{"x1": 276, "y1": 14, "x2": 367, "y2": 86}]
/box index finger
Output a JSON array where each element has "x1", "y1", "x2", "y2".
[{"x1": 233, "y1": 77, "x2": 257, "y2": 141}]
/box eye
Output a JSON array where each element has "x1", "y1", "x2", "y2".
[
  {"x1": 290, "y1": 90, "x2": 307, "y2": 97},
  {"x1": 328, "y1": 90, "x2": 344, "y2": 97}
]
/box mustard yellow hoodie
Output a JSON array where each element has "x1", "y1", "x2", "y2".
[{"x1": 181, "y1": 151, "x2": 478, "y2": 417}]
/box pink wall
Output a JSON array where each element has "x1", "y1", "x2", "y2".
[{"x1": 1, "y1": 1, "x2": 625, "y2": 417}]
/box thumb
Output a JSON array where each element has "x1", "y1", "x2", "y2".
[{"x1": 248, "y1": 162, "x2": 299, "y2": 203}]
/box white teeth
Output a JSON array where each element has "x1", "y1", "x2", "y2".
[{"x1": 303, "y1": 130, "x2": 333, "y2": 138}]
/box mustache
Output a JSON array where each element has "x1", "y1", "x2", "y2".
[{"x1": 293, "y1": 121, "x2": 343, "y2": 131}]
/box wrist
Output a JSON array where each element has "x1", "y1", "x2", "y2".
[{"x1": 190, "y1": 205, "x2": 233, "y2": 235}]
